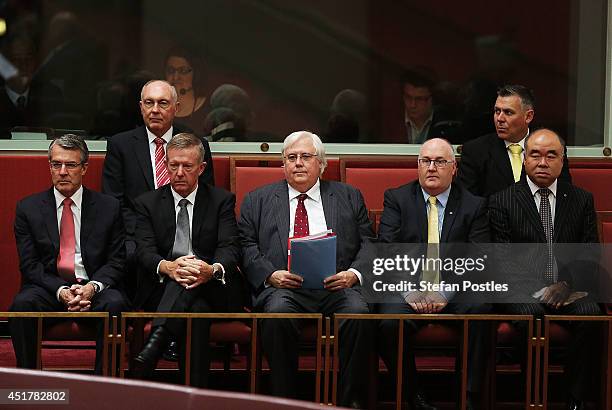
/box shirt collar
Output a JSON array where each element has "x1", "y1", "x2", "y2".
[
  {"x1": 54, "y1": 185, "x2": 83, "y2": 210},
  {"x1": 171, "y1": 185, "x2": 198, "y2": 207},
  {"x1": 503, "y1": 128, "x2": 530, "y2": 150},
  {"x1": 421, "y1": 184, "x2": 451, "y2": 208},
  {"x1": 405, "y1": 111, "x2": 434, "y2": 129},
  {"x1": 5, "y1": 86, "x2": 29, "y2": 106},
  {"x1": 147, "y1": 126, "x2": 173, "y2": 144},
  {"x1": 526, "y1": 176, "x2": 557, "y2": 198},
  {"x1": 288, "y1": 179, "x2": 322, "y2": 203}
]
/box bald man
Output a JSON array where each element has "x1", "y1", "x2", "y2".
[{"x1": 377, "y1": 138, "x2": 491, "y2": 410}]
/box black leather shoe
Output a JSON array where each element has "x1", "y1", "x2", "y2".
[
  {"x1": 411, "y1": 392, "x2": 438, "y2": 410},
  {"x1": 566, "y1": 397, "x2": 584, "y2": 410},
  {"x1": 132, "y1": 326, "x2": 170, "y2": 378},
  {"x1": 162, "y1": 340, "x2": 179, "y2": 362}
]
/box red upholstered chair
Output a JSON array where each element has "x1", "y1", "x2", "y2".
[
  {"x1": 569, "y1": 159, "x2": 612, "y2": 212},
  {"x1": 340, "y1": 157, "x2": 419, "y2": 211}
]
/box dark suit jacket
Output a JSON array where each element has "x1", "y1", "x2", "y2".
[
  {"x1": 488, "y1": 180, "x2": 599, "y2": 297},
  {"x1": 133, "y1": 184, "x2": 240, "y2": 309},
  {"x1": 457, "y1": 132, "x2": 572, "y2": 198},
  {"x1": 14, "y1": 187, "x2": 126, "y2": 296},
  {"x1": 239, "y1": 180, "x2": 375, "y2": 294},
  {"x1": 102, "y1": 124, "x2": 215, "y2": 240},
  {"x1": 378, "y1": 181, "x2": 490, "y2": 296}
]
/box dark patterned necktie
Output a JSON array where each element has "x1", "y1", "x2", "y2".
[
  {"x1": 538, "y1": 188, "x2": 555, "y2": 283},
  {"x1": 172, "y1": 198, "x2": 190, "y2": 258},
  {"x1": 293, "y1": 194, "x2": 310, "y2": 237}
]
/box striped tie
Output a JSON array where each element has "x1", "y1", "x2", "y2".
[{"x1": 154, "y1": 137, "x2": 170, "y2": 187}]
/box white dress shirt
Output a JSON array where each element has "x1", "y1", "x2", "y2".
[
  {"x1": 54, "y1": 186, "x2": 104, "y2": 299},
  {"x1": 146, "y1": 126, "x2": 173, "y2": 188},
  {"x1": 526, "y1": 177, "x2": 557, "y2": 229},
  {"x1": 287, "y1": 179, "x2": 363, "y2": 285},
  {"x1": 156, "y1": 185, "x2": 225, "y2": 281}
]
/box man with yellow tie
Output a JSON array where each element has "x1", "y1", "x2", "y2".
[
  {"x1": 377, "y1": 138, "x2": 491, "y2": 410},
  {"x1": 457, "y1": 85, "x2": 572, "y2": 199}
]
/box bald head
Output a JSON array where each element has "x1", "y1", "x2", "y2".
[
  {"x1": 523, "y1": 128, "x2": 565, "y2": 188},
  {"x1": 418, "y1": 138, "x2": 456, "y2": 196},
  {"x1": 419, "y1": 138, "x2": 455, "y2": 159}
]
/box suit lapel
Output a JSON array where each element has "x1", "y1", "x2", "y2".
[
  {"x1": 553, "y1": 183, "x2": 570, "y2": 242},
  {"x1": 492, "y1": 138, "x2": 515, "y2": 184},
  {"x1": 413, "y1": 183, "x2": 428, "y2": 242},
  {"x1": 134, "y1": 127, "x2": 155, "y2": 190},
  {"x1": 321, "y1": 181, "x2": 337, "y2": 233},
  {"x1": 273, "y1": 182, "x2": 290, "y2": 258},
  {"x1": 440, "y1": 185, "x2": 459, "y2": 242},
  {"x1": 160, "y1": 186, "x2": 177, "y2": 254},
  {"x1": 191, "y1": 185, "x2": 209, "y2": 248},
  {"x1": 516, "y1": 182, "x2": 546, "y2": 241},
  {"x1": 80, "y1": 188, "x2": 96, "y2": 258},
  {"x1": 41, "y1": 189, "x2": 59, "y2": 252}
]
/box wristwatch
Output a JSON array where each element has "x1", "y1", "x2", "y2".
[
  {"x1": 212, "y1": 264, "x2": 226, "y2": 285},
  {"x1": 90, "y1": 282, "x2": 101, "y2": 294}
]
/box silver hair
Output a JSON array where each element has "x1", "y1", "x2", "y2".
[
  {"x1": 282, "y1": 131, "x2": 328, "y2": 175},
  {"x1": 140, "y1": 79, "x2": 178, "y2": 104},
  {"x1": 167, "y1": 133, "x2": 206, "y2": 163},
  {"x1": 48, "y1": 134, "x2": 89, "y2": 163}
]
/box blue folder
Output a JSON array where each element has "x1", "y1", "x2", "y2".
[{"x1": 289, "y1": 235, "x2": 337, "y2": 289}]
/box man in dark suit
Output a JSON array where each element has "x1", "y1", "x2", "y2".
[
  {"x1": 489, "y1": 128, "x2": 601, "y2": 410},
  {"x1": 131, "y1": 133, "x2": 239, "y2": 387},
  {"x1": 401, "y1": 70, "x2": 460, "y2": 144},
  {"x1": 458, "y1": 85, "x2": 571, "y2": 199},
  {"x1": 102, "y1": 80, "x2": 214, "y2": 297},
  {"x1": 239, "y1": 131, "x2": 374, "y2": 407},
  {"x1": 10, "y1": 134, "x2": 128, "y2": 374},
  {"x1": 377, "y1": 138, "x2": 490, "y2": 410}
]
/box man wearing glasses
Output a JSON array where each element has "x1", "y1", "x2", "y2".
[
  {"x1": 102, "y1": 80, "x2": 214, "y2": 306},
  {"x1": 377, "y1": 138, "x2": 490, "y2": 410},
  {"x1": 239, "y1": 131, "x2": 375, "y2": 408},
  {"x1": 10, "y1": 134, "x2": 128, "y2": 374},
  {"x1": 403, "y1": 71, "x2": 436, "y2": 144}
]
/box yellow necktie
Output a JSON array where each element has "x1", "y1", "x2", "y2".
[
  {"x1": 508, "y1": 143, "x2": 523, "y2": 182},
  {"x1": 423, "y1": 196, "x2": 440, "y2": 285}
]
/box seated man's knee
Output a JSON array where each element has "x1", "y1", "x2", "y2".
[
  {"x1": 264, "y1": 289, "x2": 300, "y2": 314},
  {"x1": 336, "y1": 289, "x2": 370, "y2": 314},
  {"x1": 10, "y1": 293, "x2": 38, "y2": 311}
]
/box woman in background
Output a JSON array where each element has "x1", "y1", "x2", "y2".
[{"x1": 164, "y1": 47, "x2": 208, "y2": 136}]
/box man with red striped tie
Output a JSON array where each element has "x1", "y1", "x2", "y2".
[{"x1": 102, "y1": 80, "x2": 215, "y2": 307}]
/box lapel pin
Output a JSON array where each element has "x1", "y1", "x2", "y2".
[{"x1": 449, "y1": 211, "x2": 453, "y2": 215}]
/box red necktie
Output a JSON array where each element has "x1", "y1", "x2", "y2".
[
  {"x1": 154, "y1": 137, "x2": 170, "y2": 187},
  {"x1": 293, "y1": 194, "x2": 310, "y2": 237},
  {"x1": 57, "y1": 197, "x2": 76, "y2": 282}
]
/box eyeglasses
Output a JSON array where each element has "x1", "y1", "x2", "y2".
[
  {"x1": 142, "y1": 99, "x2": 172, "y2": 110},
  {"x1": 165, "y1": 66, "x2": 193, "y2": 75},
  {"x1": 283, "y1": 153, "x2": 318, "y2": 163},
  {"x1": 417, "y1": 158, "x2": 454, "y2": 168},
  {"x1": 50, "y1": 161, "x2": 84, "y2": 170}
]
